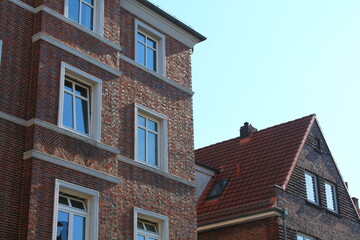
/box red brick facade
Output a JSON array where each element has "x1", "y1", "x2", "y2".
[{"x1": 0, "y1": 0, "x2": 204, "y2": 239}]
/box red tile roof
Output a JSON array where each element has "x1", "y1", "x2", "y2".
[{"x1": 196, "y1": 114, "x2": 315, "y2": 225}]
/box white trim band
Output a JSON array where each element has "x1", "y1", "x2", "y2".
[
  {"x1": 118, "y1": 155, "x2": 196, "y2": 187},
  {"x1": 197, "y1": 210, "x2": 282, "y2": 232},
  {"x1": 0, "y1": 110, "x2": 120, "y2": 154},
  {"x1": 120, "y1": 54, "x2": 194, "y2": 95},
  {"x1": 8, "y1": 0, "x2": 122, "y2": 51},
  {"x1": 32, "y1": 32, "x2": 121, "y2": 76},
  {"x1": 24, "y1": 150, "x2": 120, "y2": 184}
]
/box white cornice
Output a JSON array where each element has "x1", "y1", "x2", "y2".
[
  {"x1": 32, "y1": 32, "x2": 122, "y2": 76},
  {"x1": 197, "y1": 210, "x2": 282, "y2": 232},
  {"x1": 8, "y1": 0, "x2": 122, "y2": 51},
  {"x1": 24, "y1": 150, "x2": 120, "y2": 184},
  {"x1": 120, "y1": 55, "x2": 194, "y2": 95},
  {"x1": 118, "y1": 155, "x2": 196, "y2": 187},
  {"x1": 120, "y1": 0, "x2": 200, "y2": 48},
  {"x1": 0, "y1": 111, "x2": 120, "y2": 154}
]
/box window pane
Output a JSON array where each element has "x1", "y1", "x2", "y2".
[
  {"x1": 73, "y1": 215, "x2": 86, "y2": 240},
  {"x1": 148, "y1": 132, "x2": 158, "y2": 166},
  {"x1": 149, "y1": 238, "x2": 157, "y2": 240},
  {"x1": 81, "y1": 3, "x2": 94, "y2": 30},
  {"x1": 147, "y1": 48, "x2": 156, "y2": 71},
  {"x1": 83, "y1": 0, "x2": 94, "y2": 6},
  {"x1": 148, "y1": 119, "x2": 158, "y2": 132},
  {"x1": 75, "y1": 97, "x2": 89, "y2": 134},
  {"x1": 68, "y1": 0, "x2": 80, "y2": 23},
  {"x1": 63, "y1": 92, "x2": 74, "y2": 129},
  {"x1": 137, "y1": 33, "x2": 146, "y2": 43},
  {"x1": 305, "y1": 174, "x2": 316, "y2": 203},
  {"x1": 65, "y1": 80, "x2": 73, "y2": 92},
  {"x1": 138, "y1": 128, "x2": 146, "y2": 162},
  {"x1": 138, "y1": 115, "x2": 146, "y2": 127},
  {"x1": 137, "y1": 235, "x2": 145, "y2": 240},
  {"x1": 297, "y1": 236, "x2": 303, "y2": 240},
  {"x1": 137, "y1": 42, "x2": 146, "y2": 66},
  {"x1": 147, "y1": 38, "x2": 157, "y2": 49},
  {"x1": 75, "y1": 84, "x2": 88, "y2": 98},
  {"x1": 325, "y1": 183, "x2": 336, "y2": 211},
  {"x1": 71, "y1": 199, "x2": 86, "y2": 210},
  {"x1": 57, "y1": 211, "x2": 69, "y2": 240},
  {"x1": 144, "y1": 223, "x2": 157, "y2": 233},
  {"x1": 137, "y1": 221, "x2": 144, "y2": 230},
  {"x1": 59, "y1": 196, "x2": 69, "y2": 205}
]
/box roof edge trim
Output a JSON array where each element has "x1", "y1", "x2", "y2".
[
  {"x1": 197, "y1": 208, "x2": 282, "y2": 232},
  {"x1": 282, "y1": 114, "x2": 316, "y2": 189}
]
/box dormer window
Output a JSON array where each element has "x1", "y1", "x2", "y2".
[{"x1": 208, "y1": 178, "x2": 229, "y2": 199}]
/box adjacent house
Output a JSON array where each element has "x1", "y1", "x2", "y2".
[
  {"x1": 0, "y1": 0, "x2": 205, "y2": 239},
  {"x1": 196, "y1": 115, "x2": 360, "y2": 240}
]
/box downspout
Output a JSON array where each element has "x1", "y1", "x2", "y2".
[{"x1": 282, "y1": 209, "x2": 288, "y2": 240}]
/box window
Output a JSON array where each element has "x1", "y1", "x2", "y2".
[
  {"x1": 304, "y1": 172, "x2": 319, "y2": 204},
  {"x1": 0, "y1": 39, "x2": 2, "y2": 65},
  {"x1": 297, "y1": 233, "x2": 316, "y2": 240},
  {"x1": 135, "y1": 20, "x2": 166, "y2": 75},
  {"x1": 208, "y1": 178, "x2": 229, "y2": 199},
  {"x1": 325, "y1": 181, "x2": 338, "y2": 212},
  {"x1": 134, "y1": 208, "x2": 168, "y2": 240},
  {"x1": 135, "y1": 104, "x2": 167, "y2": 171},
  {"x1": 52, "y1": 180, "x2": 99, "y2": 240},
  {"x1": 65, "y1": 0, "x2": 104, "y2": 34},
  {"x1": 59, "y1": 62, "x2": 102, "y2": 141},
  {"x1": 137, "y1": 32, "x2": 157, "y2": 71}
]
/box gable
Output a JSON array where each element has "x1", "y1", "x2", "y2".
[{"x1": 286, "y1": 120, "x2": 359, "y2": 222}]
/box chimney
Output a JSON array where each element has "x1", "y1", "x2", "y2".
[
  {"x1": 240, "y1": 122, "x2": 257, "y2": 139},
  {"x1": 353, "y1": 197, "x2": 359, "y2": 209}
]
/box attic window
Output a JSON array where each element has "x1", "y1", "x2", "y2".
[{"x1": 208, "y1": 178, "x2": 229, "y2": 199}]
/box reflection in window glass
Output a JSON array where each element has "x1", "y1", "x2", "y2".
[
  {"x1": 73, "y1": 215, "x2": 86, "y2": 240},
  {"x1": 67, "y1": 0, "x2": 94, "y2": 30},
  {"x1": 63, "y1": 77, "x2": 90, "y2": 135},
  {"x1": 136, "y1": 32, "x2": 157, "y2": 71},
  {"x1": 137, "y1": 114, "x2": 159, "y2": 167},
  {"x1": 57, "y1": 211, "x2": 69, "y2": 240}
]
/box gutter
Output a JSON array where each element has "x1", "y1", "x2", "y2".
[{"x1": 197, "y1": 208, "x2": 282, "y2": 232}]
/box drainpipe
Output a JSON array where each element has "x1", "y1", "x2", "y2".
[{"x1": 282, "y1": 209, "x2": 288, "y2": 240}]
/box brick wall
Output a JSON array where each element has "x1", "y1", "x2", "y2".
[
  {"x1": 276, "y1": 121, "x2": 360, "y2": 239},
  {"x1": 1, "y1": 1, "x2": 198, "y2": 239}
]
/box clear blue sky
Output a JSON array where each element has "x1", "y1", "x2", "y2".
[{"x1": 149, "y1": 0, "x2": 360, "y2": 200}]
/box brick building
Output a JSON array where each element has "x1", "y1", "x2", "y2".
[
  {"x1": 0, "y1": 0, "x2": 205, "y2": 239},
  {"x1": 196, "y1": 115, "x2": 360, "y2": 240}
]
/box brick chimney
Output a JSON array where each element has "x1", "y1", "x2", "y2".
[{"x1": 240, "y1": 122, "x2": 257, "y2": 139}]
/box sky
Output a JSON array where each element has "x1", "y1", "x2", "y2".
[{"x1": 148, "y1": 1, "x2": 360, "y2": 199}]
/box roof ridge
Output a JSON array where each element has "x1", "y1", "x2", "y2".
[{"x1": 195, "y1": 114, "x2": 316, "y2": 152}]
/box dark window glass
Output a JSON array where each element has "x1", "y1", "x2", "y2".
[{"x1": 208, "y1": 179, "x2": 229, "y2": 199}]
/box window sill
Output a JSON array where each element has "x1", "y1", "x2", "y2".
[
  {"x1": 305, "y1": 200, "x2": 323, "y2": 210},
  {"x1": 325, "y1": 209, "x2": 342, "y2": 218}
]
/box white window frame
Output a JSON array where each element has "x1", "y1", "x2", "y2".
[
  {"x1": 134, "y1": 104, "x2": 168, "y2": 172},
  {"x1": 52, "y1": 179, "x2": 99, "y2": 240},
  {"x1": 297, "y1": 232, "x2": 316, "y2": 240},
  {"x1": 134, "y1": 208, "x2": 169, "y2": 240},
  {"x1": 58, "y1": 62, "x2": 102, "y2": 141},
  {"x1": 304, "y1": 171, "x2": 319, "y2": 205},
  {"x1": 0, "y1": 40, "x2": 3, "y2": 65},
  {"x1": 325, "y1": 180, "x2": 338, "y2": 213},
  {"x1": 135, "y1": 20, "x2": 166, "y2": 76},
  {"x1": 64, "y1": 0, "x2": 104, "y2": 35}
]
